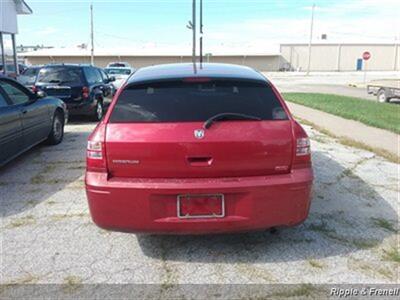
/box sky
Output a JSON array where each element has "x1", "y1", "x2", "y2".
[{"x1": 16, "y1": 0, "x2": 400, "y2": 52}]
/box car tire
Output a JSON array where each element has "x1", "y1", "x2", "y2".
[
  {"x1": 377, "y1": 89, "x2": 389, "y2": 103},
  {"x1": 47, "y1": 111, "x2": 64, "y2": 145},
  {"x1": 93, "y1": 100, "x2": 104, "y2": 121}
]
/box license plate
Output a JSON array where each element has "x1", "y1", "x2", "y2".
[{"x1": 177, "y1": 194, "x2": 225, "y2": 219}]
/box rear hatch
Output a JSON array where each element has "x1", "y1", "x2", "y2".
[
  {"x1": 36, "y1": 66, "x2": 84, "y2": 102},
  {"x1": 105, "y1": 79, "x2": 293, "y2": 178}
]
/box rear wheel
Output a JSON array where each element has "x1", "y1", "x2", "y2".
[
  {"x1": 47, "y1": 111, "x2": 64, "y2": 145},
  {"x1": 377, "y1": 89, "x2": 389, "y2": 103},
  {"x1": 93, "y1": 100, "x2": 104, "y2": 121}
]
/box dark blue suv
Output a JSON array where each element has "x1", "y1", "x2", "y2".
[{"x1": 34, "y1": 64, "x2": 115, "y2": 120}]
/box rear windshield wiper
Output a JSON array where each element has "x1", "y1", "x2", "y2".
[{"x1": 203, "y1": 112, "x2": 262, "y2": 129}]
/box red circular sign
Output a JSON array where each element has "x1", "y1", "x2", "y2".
[{"x1": 363, "y1": 51, "x2": 371, "y2": 60}]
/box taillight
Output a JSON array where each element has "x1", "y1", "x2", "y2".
[
  {"x1": 31, "y1": 85, "x2": 38, "y2": 93},
  {"x1": 87, "y1": 141, "x2": 103, "y2": 159},
  {"x1": 82, "y1": 86, "x2": 90, "y2": 99},
  {"x1": 293, "y1": 121, "x2": 311, "y2": 169},
  {"x1": 86, "y1": 124, "x2": 107, "y2": 172},
  {"x1": 296, "y1": 137, "x2": 311, "y2": 156}
]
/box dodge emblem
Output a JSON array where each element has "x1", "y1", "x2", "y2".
[{"x1": 194, "y1": 129, "x2": 205, "y2": 139}]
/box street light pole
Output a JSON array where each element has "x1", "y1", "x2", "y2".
[
  {"x1": 90, "y1": 3, "x2": 94, "y2": 65},
  {"x1": 306, "y1": 3, "x2": 315, "y2": 75}
]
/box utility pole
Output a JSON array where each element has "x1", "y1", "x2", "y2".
[
  {"x1": 192, "y1": 0, "x2": 196, "y2": 64},
  {"x1": 90, "y1": 3, "x2": 94, "y2": 65},
  {"x1": 306, "y1": 3, "x2": 315, "y2": 75},
  {"x1": 199, "y1": 0, "x2": 203, "y2": 64},
  {"x1": 0, "y1": 33, "x2": 5, "y2": 75}
]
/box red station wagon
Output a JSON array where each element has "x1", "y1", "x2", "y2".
[{"x1": 85, "y1": 63, "x2": 313, "y2": 234}]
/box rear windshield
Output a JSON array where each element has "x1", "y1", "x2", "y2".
[
  {"x1": 37, "y1": 67, "x2": 83, "y2": 85},
  {"x1": 110, "y1": 79, "x2": 288, "y2": 123},
  {"x1": 109, "y1": 63, "x2": 128, "y2": 68},
  {"x1": 105, "y1": 68, "x2": 131, "y2": 75},
  {"x1": 23, "y1": 68, "x2": 40, "y2": 76}
]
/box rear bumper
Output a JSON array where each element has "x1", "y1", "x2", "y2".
[{"x1": 85, "y1": 168, "x2": 313, "y2": 234}]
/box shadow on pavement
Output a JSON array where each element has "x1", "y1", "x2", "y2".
[{"x1": 0, "y1": 124, "x2": 93, "y2": 217}]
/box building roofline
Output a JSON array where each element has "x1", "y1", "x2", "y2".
[
  {"x1": 18, "y1": 53, "x2": 281, "y2": 57},
  {"x1": 15, "y1": 0, "x2": 33, "y2": 15},
  {"x1": 280, "y1": 42, "x2": 398, "y2": 46},
  {"x1": 17, "y1": 49, "x2": 281, "y2": 57}
]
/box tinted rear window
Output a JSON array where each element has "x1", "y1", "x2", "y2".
[
  {"x1": 105, "y1": 68, "x2": 131, "y2": 75},
  {"x1": 110, "y1": 79, "x2": 288, "y2": 123},
  {"x1": 23, "y1": 68, "x2": 40, "y2": 76},
  {"x1": 37, "y1": 67, "x2": 83, "y2": 85},
  {"x1": 109, "y1": 63, "x2": 128, "y2": 67}
]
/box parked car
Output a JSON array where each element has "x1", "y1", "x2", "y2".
[
  {"x1": 0, "y1": 76, "x2": 67, "y2": 167},
  {"x1": 106, "y1": 62, "x2": 131, "y2": 68},
  {"x1": 96, "y1": 67, "x2": 117, "y2": 97},
  {"x1": 104, "y1": 67, "x2": 133, "y2": 90},
  {"x1": 18, "y1": 65, "x2": 43, "y2": 90},
  {"x1": 0, "y1": 64, "x2": 28, "y2": 78},
  {"x1": 34, "y1": 64, "x2": 115, "y2": 121},
  {"x1": 85, "y1": 63, "x2": 313, "y2": 234}
]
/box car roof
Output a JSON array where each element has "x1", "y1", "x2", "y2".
[
  {"x1": 0, "y1": 75, "x2": 25, "y2": 85},
  {"x1": 105, "y1": 66, "x2": 131, "y2": 69},
  {"x1": 42, "y1": 63, "x2": 91, "y2": 68},
  {"x1": 26, "y1": 65, "x2": 44, "y2": 69},
  {"x1": 127, "y1": 63, "x2": 266, "y2": 84}
]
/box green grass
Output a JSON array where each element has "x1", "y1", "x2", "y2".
[
  {"x1": 372, "y1": 217, "x2": 398, "y2": 233},
  {"x1": 383, "y1": 248, "x2": 400, "y2": 263},
  {"x1": 282, "y1": 93, "x2": 400, "y2": 134}
]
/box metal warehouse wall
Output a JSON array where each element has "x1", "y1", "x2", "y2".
[
  {"x1": 24, "y1": 55, "x2": 281, "y2": 71},
  {"x1": 281, "y1": 44, "x2": 400, "y2": 71}
]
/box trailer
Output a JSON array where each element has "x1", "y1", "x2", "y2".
[{"x1": 367, "y1": 79, "x2": 400, "y2": 103}]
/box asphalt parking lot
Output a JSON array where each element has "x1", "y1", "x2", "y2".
[{"x1": 1, "y1": 121, "x2": 398, "y2": 288}]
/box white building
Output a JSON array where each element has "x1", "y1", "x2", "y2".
[
  {"x1": 18, "y1": 46, "x2": 282, "y2": 71},
  {"x1": 19, "y1": 42, "x2": 400, "y2": 72},
  {"x1": 0, "y1": 0, "x2": 32, "y2": 75},
  {"x1": 280, "y1": 43, "x2": 400, "y2": 72}
]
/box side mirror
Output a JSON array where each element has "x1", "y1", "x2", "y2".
[
  {"x1": 109, "y1": 76, "x2": 116, "y2": 82},
  {"x1": 36, "y1": 90, "x2": 47, "y2": 98}
]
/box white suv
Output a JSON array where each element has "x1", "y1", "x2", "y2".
[{"x1": 106, "y1": 62, "x2": 131, "y2": 68}]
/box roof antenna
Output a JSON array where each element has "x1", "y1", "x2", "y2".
[{"x1": 199, "y1": 0, "x2": 203, "y2": 68}]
